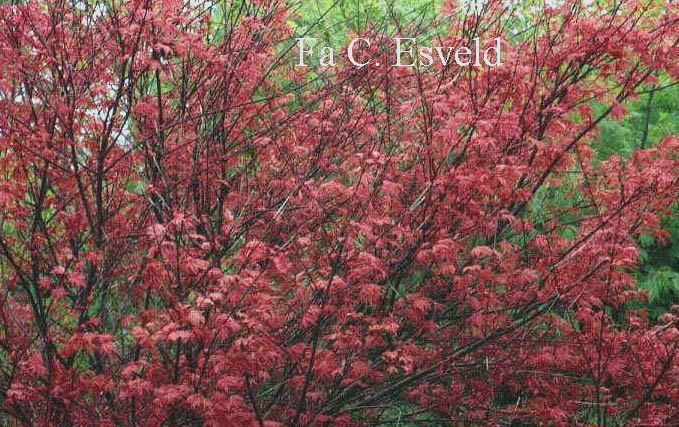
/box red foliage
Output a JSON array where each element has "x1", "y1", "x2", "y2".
[{"x1": 1, "y1": 0, "x2": 679, "y2": 425}]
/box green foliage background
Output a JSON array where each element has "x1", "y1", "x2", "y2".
[{"x1": 597, "y1": 82, "x2": 679, "y2": 318}]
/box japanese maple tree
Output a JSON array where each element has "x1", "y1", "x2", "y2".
[{"x1": 1, "y1": 0, "x2": 679, "y2": 425}]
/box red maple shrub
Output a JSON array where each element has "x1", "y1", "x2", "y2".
[{"x1": 1, "y1": 0, "x2": 679, "y2": 425}]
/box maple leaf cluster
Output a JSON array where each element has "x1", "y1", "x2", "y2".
[{"x1": 1, "y1": 0, "x2": 679, "y2": 425}]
